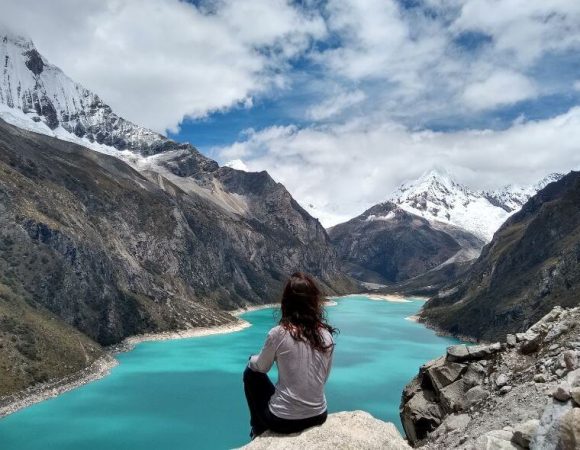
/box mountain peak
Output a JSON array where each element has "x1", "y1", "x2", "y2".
[{"x1": 387, "y1": 170, "x2": 561, "y2": 242}]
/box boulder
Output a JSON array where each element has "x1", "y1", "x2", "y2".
[
  {"x1": 506, "y1": 334, "x2": 517, "y2": 347},
  {"x1": 530, "y1": 399, "x2": 573, "y2": 450},
  {"x1": 240, "y1": 411, "x2": 411, "y2": 450},
  {"x1": 520, "y1": 333, "x2": 543, "y2": 355},
  {"x1": 400, "y1": 390, "x2": 443, "y2": 444},
  {"x1": 465, "y1": 385, "x2": 489, "y2": 407},
  {"x1": 472, "y1": 429, "x2": 522, "y2": 450},
  {"x1": 511, "y1": 419, "x2": 539, "y2": 448},
  {"x1": 468, "y1": 343, "x2": 502, "y2": 359},
  {"x1": 567, "y1": 368, "x2": 580, "y2": 388},
  {"x1": 427, "y1": 361, "x2": 466, "y2": 393},
  {"x1": 447, "y1": 345, "x2": 470, "y2": 362},
  {"x1": 559, "y1": 408, "x2": 580, "y2": 450},
  {"x1": 463, "y1": 362, "x2": 487, "y2": 388},
  {"x1": 496, "y1": 373, "x2": 509, "y2": 388},
  {"x1": 570, "y1": 387, "x2": 580, "y2": 406},
  {"x1": 533, "y1": 373, "x2": 547, "y2": 383},
  {"x1": 552, "y1": 383, "x2": 571, "y2": 402},
  {"x1": 563, "y1": 350, "x2": 578, "y2": 371},
  {"x1": 442, "y1": 413, "x2": 471, "y2": 433},
  {"x1": 439, "y1": 379, "x2": 467, "y2": 413}
]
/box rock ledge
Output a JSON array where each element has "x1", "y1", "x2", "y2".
[{"x1": 239, "y1": 410, "x2": 410, "y2": 449}]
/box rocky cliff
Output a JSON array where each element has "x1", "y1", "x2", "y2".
[
  {"x1": 401, "y1": 306, "x2": 580, "y2": 449},
  {"x1": 240, "y1": 411, "x2": 410, "y2": 450},
  {"x1": 328, "y1": 202, "x2": 483, "y2": 284},
  {"x1": 420, "y1": 171, "x2": 580, "y2": 341}
]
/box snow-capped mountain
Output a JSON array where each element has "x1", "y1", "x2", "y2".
[
  {"x1": 388, "y1": 169, "x2": 563, "y2": 241},
  {"x1": 0, "y1": 28, "x2": 172, "y2": 155}
]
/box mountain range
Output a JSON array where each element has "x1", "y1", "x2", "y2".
[
  {"x1": 0, "y1": 29, "x2": 356, "y2": 396},
  {"x1": 329, "y1": 169, "x2": 561, "y2": 287}
]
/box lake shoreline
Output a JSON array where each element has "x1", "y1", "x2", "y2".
[{"x1": 0, "y1": 319, "x2": 251, "y2": 420}]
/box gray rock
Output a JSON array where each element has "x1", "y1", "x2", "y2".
[
  {"x1": 499, "y1": 385, "x2": 513, "y2": 395},
  {"x1": 520, "y1": 333, "x2": 543, "y2": 355},
  {"x1": 443, "y1": 413, "x2": 471, "y2": 433},
  {"x1": 496, "y1": 373, "x2": 509, "y2": 388},
  {"x1": 567, "y1": 368, "x2": 580, "y2": 387},
  {"x1": 552, "y1": 383, "x2": 571, "y2": 402},
  {"x1": 240, "y1": 411, "x2": 411, "y2": 450},
  {"x1": 463, "y1": 362, "x2": 487, "y2": 388},
  {"x1": 571, "y1": 387, "x2": 580, "y2": 406},
  {"x1": 468, "y1": 343, "x2": 502, "y2": 359},
  {"x1": 559, "y1": 408, "x2": 580, "y2": 450},
  {"x1": 507, "y1": 334, "x2": 517, "y2": 347},
  {"x1": 512, "y1": 419, "x2": 539, "y2": 448},
  {"x1": 427, "y1": 361, "x2": 467, "y2": 393},
  {"x1": 466, "y1": 385, "x2": 489, "y2": 407},
  {"x1": 530, "y1": 399, "x2": 573, "y2": 450},
  {"x1": 400, "y1": 390, "x2": 443, "y2": 444},
  {"x1": 534, "y1": 373, "x2": 547, "y2": 383},
  {"x1": 447, "y1": 345, "x2": 470, "y2": 362},
  {"x1": 439, "y1": 379, "x2": 467, "y2": 414},
  {"x1": 472, "y1": 429, "x2": 522, "y2": 450}
]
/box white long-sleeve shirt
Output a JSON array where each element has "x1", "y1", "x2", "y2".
[{"x1": 249, "y1": 325, "x2": 334, "y2": 420}]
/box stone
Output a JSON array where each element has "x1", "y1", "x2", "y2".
[
  {"x1": 571, "y1": 387, "x2": 580, "y2": 406},
  {"x1": 442, "y1": 413, "x2": 471, "y2": 433},
  {"x1": 447, "y1": 345, "x2": 470, "y2": 362},
  {"x1": 241, "y1": 411, "x2": 411, "y2": 450},
  {"x1": 534, "y1": 373, "x2": 547, "y2": 383},
  {"x1": 400, "y1": 390, "x2": 443, "y2": 444},
  {"x1": 496, "y1": 373, "x2": 509, "y2": 388},
  {"x1": 520, "y1": 332, "x2": 543, "y2": 355},
  {"x1": 507, "y1": 334, "x2": 517, "y2": 347},
  {"x1": 552, "y1": 383, "x2": 571, "y2": 402},
  {"x1": 463, "y1": 362, "x2": 487, "y2": 388},
  {"x1": 472, "y1": 429, "x2": 521, "y2": 450},
  {"x1": 466, "y1": 385, "x2": 489, "y2": 407},
  {"x1": 499, "y1": 385, "x2": 513, "y2": 395},
  {"x1": 468, "y1": 343, "x2": 502, "y2": 359},
  {"x1": 531, "y1": 399, "x2": 573, "y2": 450},
  {"x1": 567, "y1": 368, "x2": 580, "y2": 387},
  {"x1": 427, "y1": 361, "x2": 467, "y2": 393},
  {"x1": 511, "y1": 419, "x2": 539, "y2": 448},
  {"x1": 559, "y1": 408, "x2": 580, "y2": 450},
  {"x1": 439, "y1": 379, "x2": 468, "y2": 414}
]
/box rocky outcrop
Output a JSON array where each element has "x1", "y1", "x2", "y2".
[
  {"x1": 240, "y1": 411, "x2": 410, "y2": 450},
  {"x1": 328, "y1": 202, "x2": 483, "y2": 284},
  {"x1": 401, "y1": 306, "x2": 580, "y2": 449},
  {"x1": 421, "y1": 171, "x2": 580, "y2": 341}
]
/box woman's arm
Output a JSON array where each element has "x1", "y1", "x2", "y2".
[{"x1": 248, "y1": 327, "x2": 281, "y2": 373}]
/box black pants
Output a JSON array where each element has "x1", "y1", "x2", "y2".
[{"x1": 243, "y1": 366, "x2": 327, "y2": 436}]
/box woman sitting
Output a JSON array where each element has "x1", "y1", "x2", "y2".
[{"x1": 243, "y1": 272, "x2": 336, "y2": 438}]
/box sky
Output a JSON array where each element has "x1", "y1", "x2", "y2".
[{"x1": 1, "y1": 0, "x2": 580, "y2": 225}]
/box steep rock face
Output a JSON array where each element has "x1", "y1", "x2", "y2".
[
  {"x1": 400, "y1": 306, "x2": 580, "y2": 449},
  {"x1": 328, "y1": 202, "x2": 483, "y2": 284},
  {"x1": 420, "y1": 171, "x2": 580, "y2": 341},
  {"x1": 240, "y1": 411, "x2": 411, "y2": 450}
]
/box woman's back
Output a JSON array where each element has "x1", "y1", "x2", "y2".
[{"x1": 249, "y1": 325, "x2": 333, "y2": 420}]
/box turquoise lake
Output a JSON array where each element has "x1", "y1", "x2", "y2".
[{"x1": 0, "y1": 295, "x2": 459, "y2": 449}]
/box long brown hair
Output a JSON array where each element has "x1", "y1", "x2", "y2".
[{"x1": 279, "y1": 272, "x2": 336, "y2": 352}]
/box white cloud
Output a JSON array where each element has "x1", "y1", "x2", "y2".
[
  {"x1": 307, "y1": 89, "x2": 366, "y2": 120},
  {"x1": 0, "y1": 0, "x2": 326, "y2": 133},
  {"x1": 462, "y1": 70, "x2": 537, "y2": 111},
  {"x1": 216, "y1": 108, "x2": 580, "y2": 226}
]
